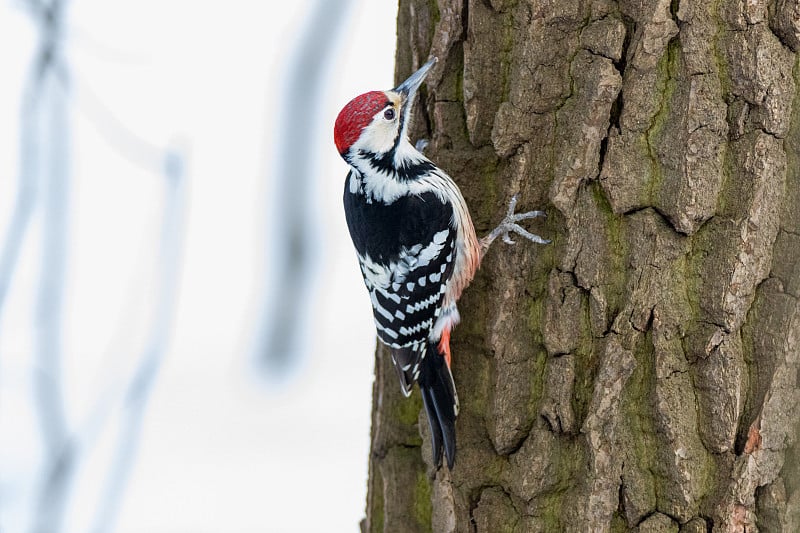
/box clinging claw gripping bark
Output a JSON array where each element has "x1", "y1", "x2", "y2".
[{"x1": 334, "y1": 57, "x2": 549, "y2": 469}]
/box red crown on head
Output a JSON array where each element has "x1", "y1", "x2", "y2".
[{"x1": 334, "y1": 91, "x2": 388, "y2": 155}]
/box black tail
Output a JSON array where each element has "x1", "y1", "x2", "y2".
[{"x1": 418, "y1": 341, "x2": 458, "y2": 469}]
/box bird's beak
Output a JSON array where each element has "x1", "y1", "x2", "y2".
[{"x1": 394, "y1": 57, "x2": 437, "y2": 103}]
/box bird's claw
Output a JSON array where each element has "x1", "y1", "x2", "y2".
[
  {"x1": 481, "y1": 196, "x2": 550, "y2": 252},
  {"x1": 495, "y1": 221, "x2": 550, "y2": 246},
  {"x1": 495, "y1": 197, "x2": 550, "y2": 246},
  {"x1": 415, "y1": 138, "x2": 430, "y2": 153},
  {"x1": 505, "y1": 195, "x2": 547, "y2": 223}
]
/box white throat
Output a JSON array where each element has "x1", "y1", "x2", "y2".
[{"x1": 347, "y1": 140, "x2": 433, "y2": 204}]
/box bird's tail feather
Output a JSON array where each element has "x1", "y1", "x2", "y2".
[{"x1": 418, "y1": 339, "x2": 458, "y2": 469}]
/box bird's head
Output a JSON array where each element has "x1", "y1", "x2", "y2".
[{"x1": 334, "y1": 57, "x2": 437, "y2": 163}]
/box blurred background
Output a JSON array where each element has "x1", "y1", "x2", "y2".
[{"x1": 0, "y1": 0, "x2": 396, "y2": 531}]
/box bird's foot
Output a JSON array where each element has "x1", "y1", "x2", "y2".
[
  {"x1": 481, "y1": 195, "x2": 549, "y2": 251},
  {"x1": 415, "y1": 138, "x2": 430, "y2": 153}
]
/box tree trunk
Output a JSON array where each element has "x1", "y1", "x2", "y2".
[{"x1": 363, "y1": 1, "x2": 800, "y2": 531}]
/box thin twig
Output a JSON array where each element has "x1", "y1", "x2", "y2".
[{"x1": 89, "y1": 151, "x2": 187, "y2": 533}]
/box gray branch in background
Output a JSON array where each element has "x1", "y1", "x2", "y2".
[
  {"x1": 255, "y1": 0, "x2": 353, "y2": 374},
  {"x1": 90, "y1": 152, "x2": 187, "y2": 533},
  {"x1": 6, "y1": 1, "x2": 186, "y2": 530},
  {"x1": 0, "y1": 77, "x2": 40, "y2": 326},
  {"x1": 31, "y1": 68, "x2": 74, "y2": 533},
  {"x1": 24, "y1": 1, "x2": 77, "y2": 532},
  {"x1": 0, "y1": 0, "x2": 65, "y2": 326}
]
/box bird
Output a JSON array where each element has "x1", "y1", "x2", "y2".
[{"x1": 334, "y1": 56, "x2": 549, "y2": 469}]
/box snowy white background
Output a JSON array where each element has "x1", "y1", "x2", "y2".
[{"x1": 0, "y1": 1, "x2": 395, "y2": 531}]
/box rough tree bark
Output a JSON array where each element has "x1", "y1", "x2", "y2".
[{"x1": 363, "y1": 1, "x2": 800, "y2": 531}]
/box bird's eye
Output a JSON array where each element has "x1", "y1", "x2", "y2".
[{"x1": 383, "y1": 108, "x2": 396, "y2": 121}]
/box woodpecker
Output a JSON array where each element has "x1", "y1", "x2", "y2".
[{"x1": 334, "y1": 57, "x2": 548, "y2": 469}]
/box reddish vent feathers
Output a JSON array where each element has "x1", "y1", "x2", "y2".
[{"x1": 334, "y1": 91, "x2": 387, "y2": 155}]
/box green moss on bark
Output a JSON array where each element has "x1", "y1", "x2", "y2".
[
  {"x1": 646, "y1": 37, "x2": 680, "y2": 205},
  {"x1": 395, "y1": 391, "x2": 424, "y2": 429},
  {"x1": 413, "y1": 471, "x2": 433, "y2": 531},
  {"x1": 370, "y1": 467, "x2": 385, "y2": 533}
]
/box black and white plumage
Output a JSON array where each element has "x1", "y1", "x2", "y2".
[
  {"x1": 334, "y1": 57, "x2": 548, "y2": 469},
  {"x1": 344, "y1": 182, "x2": 456, "y2": 383}
]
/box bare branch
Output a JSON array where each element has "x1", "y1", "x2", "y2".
[
  {"x1": 255, "y1": 0, "x2": 354, "y2": 374},
  {"x1": 90, "y1": 151, "x2": 187, "y2": 533}
]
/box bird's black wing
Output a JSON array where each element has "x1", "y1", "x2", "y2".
[{"x1": 343, "y1": 173, "x2": 456, "y2": 390}]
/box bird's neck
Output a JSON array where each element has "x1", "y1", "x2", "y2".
[{"x1": 348, "y1": 140, "x2": 436, "y2": 204}]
